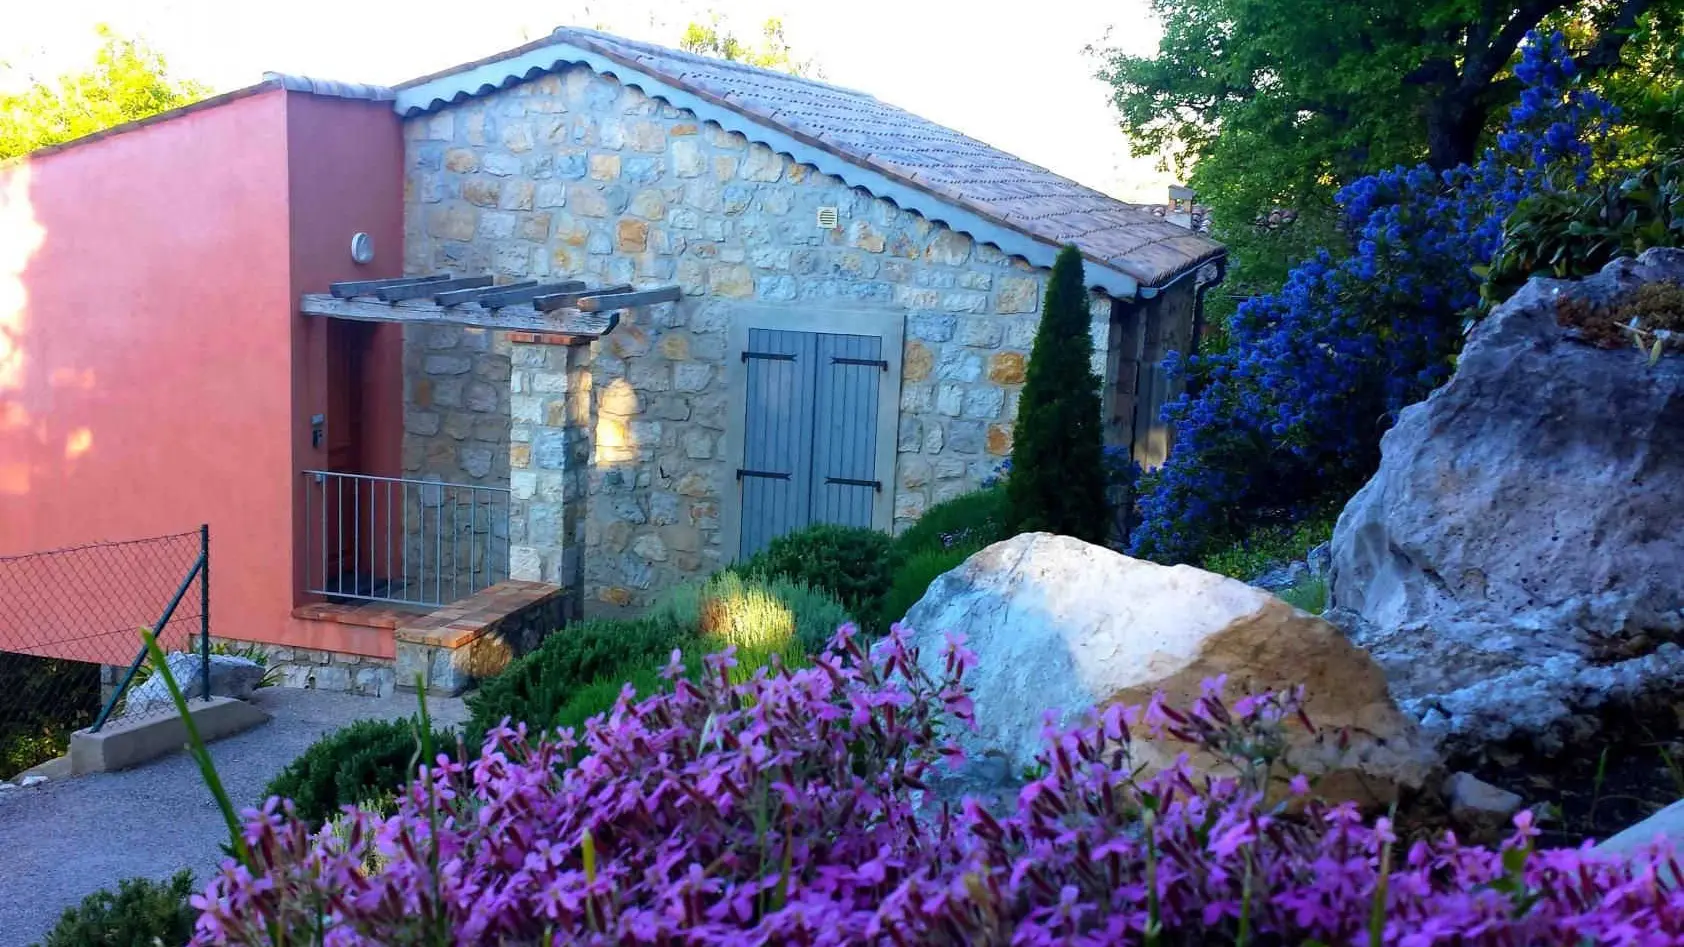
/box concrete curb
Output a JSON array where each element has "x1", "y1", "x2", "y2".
[{"x1": 69, "y1": 697, "x2": 272, "y2": 774}]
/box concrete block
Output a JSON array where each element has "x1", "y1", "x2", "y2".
[{"x1": 69, "y1": 697, "x2": 271, "y2": 775}]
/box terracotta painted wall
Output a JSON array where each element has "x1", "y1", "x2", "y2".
[
  {"x1": 0, "y1": 89, "x2": 294, "y2": 663},
  {"x1": 0, "y1": 87, "x2": 405, "y2": 663},
  {"x1": 285, "y1": 93, "x2": 405, "y2": 655}
]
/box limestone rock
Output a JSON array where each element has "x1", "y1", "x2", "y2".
[
  {"x1": 1443, "y1": 772, "x2": 1523, "y2": 835},
  {"x1": 1598, "y1": 798, "x2": 1684, "y2": 886},
  {"x1": 1329, "y1": 249, "x2": 1684, "y2": 755},
  {"x1": 123, "y1": 651, "x2": 265, "y2": 717},
  {"x1": 903, "y1": 533, "x2": 1439, "y2": 806},
  {"x1": 19, "y1": 774, "x2": 47, "y2": 788}
]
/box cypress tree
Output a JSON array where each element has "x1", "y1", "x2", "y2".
[{"x1": 1007, "y1": 245, "x2": 1109, "y2": 543}]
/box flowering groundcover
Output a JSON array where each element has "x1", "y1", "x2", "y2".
[{"x1": 190, "y1": 628, "x2": 1684, "y2": 946}]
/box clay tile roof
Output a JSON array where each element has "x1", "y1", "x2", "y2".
[
  {"x1": 1133, "y1": 201, "x2": 1214, "y2": 235},
  {"x1": 399, "y1": 27, "x2": 1225, "y2": 290}
]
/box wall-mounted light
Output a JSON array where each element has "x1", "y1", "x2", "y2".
[{"x1": 350, "y1": 232, "x2": 375, "y2": 264}]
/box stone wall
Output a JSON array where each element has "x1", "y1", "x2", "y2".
[
  {"x1": 402, "y1": 325, "x2": 512, "y2": 486},
  {"x1": 208, "y1": 636, "x2": 396, "y2": 697},
  {"x1": 402, "y1": 65, "x2": 1157, "y2": 613},
  {"x1": 400, "y1": 313, "x2": 513, "y2": 593}
]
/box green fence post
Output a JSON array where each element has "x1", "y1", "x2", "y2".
[{"x1": 200, "y1": 524, "x2": 210, "y2": 702}]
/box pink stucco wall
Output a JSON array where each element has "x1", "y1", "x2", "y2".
[{"x1": 0, "y1": 86, "x2": 404, "y2": 662}]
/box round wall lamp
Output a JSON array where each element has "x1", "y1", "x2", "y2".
[{"x1": 350, "y1": 232, "x2": 375, "y2": 264}]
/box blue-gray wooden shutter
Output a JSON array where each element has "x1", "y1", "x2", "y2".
[
  {"x1": 809, "y1": 333, "x2": 883, "y2": 529},
  {"x1": 737, "y1": 329, "x2": 883, "y2": 557},
  {"x1": 739, "y1": 328, "x2": 816, "y2": 558}
]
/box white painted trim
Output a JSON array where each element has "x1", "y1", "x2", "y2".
[
  {"x1": 718, "y1": 303, "x2": 905, "y2": 563},
  {"x1": 394, "y1": 42, "x2": 1141, "y2": 300}
]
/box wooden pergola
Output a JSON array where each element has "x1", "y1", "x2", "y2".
[{"x1": 300, "y1": 275, "x2": 683, "y2": 343}]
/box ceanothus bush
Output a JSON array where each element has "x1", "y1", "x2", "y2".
[
  {"x1": 1130, "y1": 32, "x2": 1612, "y2": 564},
  {"x1": 189, "y1": 624, "x2": 1684, "y2": 945}
]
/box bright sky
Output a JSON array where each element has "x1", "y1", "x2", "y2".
[{"x1": 2, "y1": 0, "x2": 1179, "y2": 203}]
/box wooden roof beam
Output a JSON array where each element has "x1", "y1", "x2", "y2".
[
  {"x1": 300, "y1": 293, "x2": 622, "y2": 340},
  {"x1": 475, "y1": 280, "x2": 587, "y2": 308},
  {"x1": 329, "y1": 274, "x2": 452, "y2": 298},
  {"x1": 533, "y1": 283, "x2": 633, "y2": 312},
  {"x1": 375, "y1": 275, "x2": 493, "y2": 302},
  {"x1": 434, "y1": 280, "x2": 537, "y2": 306},
  {"x1": 577, "y1": 286, "x2": 683, "y2": 312}
]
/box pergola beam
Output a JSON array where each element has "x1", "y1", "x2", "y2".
[
  {"x1": 375, "y1": 275, "x2": 493, "y2": 302},
  {"x1": 300, "y1": 294, "x2": 622, "y2": 340},
  {"x1": 534, "y1": 284, "x2": 633, "y2": 312},
  {"x1": 329, "y1": 275, "x2": 452, "y2": 298},
  {"x1": 434, "y1": 280, "x2": 537, "y2": 306},
  {"x1": 307, "y1": 273, "x2": 672, "y2": 343},
  {"x1": 578, "y1": 286, "x2": 684, "y2": 311}
]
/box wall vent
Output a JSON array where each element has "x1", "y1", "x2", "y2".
[{"x1": 816, "y1": 206, "x2": 840, "y2": 230}]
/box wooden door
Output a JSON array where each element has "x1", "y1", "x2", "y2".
[
  {"x1": 322, "y1": 320, "x2": 373, "y2": 589},
  {"x1": 324, "y1": 319, "x2": 370, "y2": 474}
]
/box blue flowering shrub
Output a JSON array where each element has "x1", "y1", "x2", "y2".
[{"x1": 1130, "y1": 33, "x2": 1612, "y2": 564}]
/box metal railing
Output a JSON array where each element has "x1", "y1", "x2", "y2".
[{"x1": 303, "y1": 470, "x2": 510, "y2": 608}]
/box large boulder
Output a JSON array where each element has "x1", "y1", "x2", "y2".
[
  {"x1": 1329, "y1": 249, "x2": 1684, "y2": 755},
  {"x1": 903, "y1": 533, "x2": 1438, "y2": 806},
  {"x1": 122, "y1": 651, "x2": 265, "y2": 717}
]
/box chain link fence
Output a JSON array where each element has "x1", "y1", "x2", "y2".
[{"x1": 0, "y1": 527, "x2": 208, "y2": 780}]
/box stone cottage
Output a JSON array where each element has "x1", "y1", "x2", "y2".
[
  {"x1": 4, "y1": 22, "x2": 1226, "y2": 694},
  {"x1": 395, "y1": 28, "x2": 1226, "y2": 615}
]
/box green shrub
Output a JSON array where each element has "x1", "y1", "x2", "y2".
[
  {"x1": 1197, "y1": 512, "x2": 1336, "y2": 581},
  {"x1": 552, "y1": 661, "x2": 684, "y2": 735},
  {"x1": 262, "y1": 717, "x2": 455, "y2": 826},
  {"x1": 879, "y1": 542, "x2": 981, "y2": 628},
  {"x1": 739, "y1": 523, "x2": 898, "y2": 629},
  {"x1": 34, "y1": 871, "x2": 195, "y2": 947},
  {"x1": 651, "y1": 571, "x2": 847, "y2": 659},
  {"x1": 891, "y1": 486, "x2": 1011, "y2": 559},
  {"x1": 1484, "y1": 158, "x2": 1684, "y2": 307},
  {"x1": 1007, "y1": 245, "x2": 1109, "y2": 543},
  {"x1": 1278, "y1": 576, "x2": 1328, "y2": 614},
  {"x1": 0, "y1": 653, "x2": 98, "y2": 779},
  {"x1": 466, "y1": 576, "x2": 848, "y2": 749},
  {"x1": 464, "y1": 616, "x2": 687, "y2": 747}
]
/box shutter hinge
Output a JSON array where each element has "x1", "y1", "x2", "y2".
[
  {"x1": 830, "y1": 356, "x2": 888, "y2": 371},
  {"x1": 824, "y1": 476, "x2": 883, "y2": 492},
  {"x1": 742, "y1": 351, "x2": 796, "y2": 362},
  {"x1": 737, "y1": 468, "x2": 792, "y2": 481}
]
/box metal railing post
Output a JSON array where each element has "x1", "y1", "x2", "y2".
[
  {"x1": 89, "y1": 550, "x2": 205, "y2": 732},
  {"x1": 200, "y1": 523, "x2": 211, "y2": 701},
  {"x1": 299, "y1": 470, "x2": 510, "y2": 608}
]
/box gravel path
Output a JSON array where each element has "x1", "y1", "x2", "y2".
[{"x1": 0, "y1": 687, "x2": 467, "y2": 947}]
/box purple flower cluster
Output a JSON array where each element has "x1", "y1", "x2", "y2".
[
  {"x1": 192, "y1": 627, "x2": 1684, "y2": 945},
  {"x1": 1130, "y1": 32, "x2": 1614, "y2": 563}
]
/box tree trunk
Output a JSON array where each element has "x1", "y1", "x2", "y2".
[{"x1": 1425, "y1": 91, "x2": 1490, "y2": 170}]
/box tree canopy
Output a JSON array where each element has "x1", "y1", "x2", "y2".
[
  {"x1": 679, "y1": 16, "x2": 820, "y2": 77},
  {"x1": 0, "y1": 25, "x2": 210, "y2": 161},
  {"x1": 1096, "y1": 0, "x2": 1680, "y2": 304}
]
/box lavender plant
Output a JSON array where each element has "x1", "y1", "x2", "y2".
[{"x1": 177, "y1": 624, "x2": 1684, "y2": 946}]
